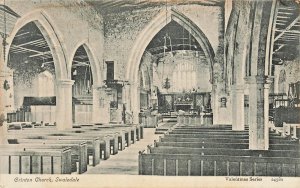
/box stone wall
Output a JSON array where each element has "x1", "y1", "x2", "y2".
[{"x1": 103, "y1": 4, "x2": 224, "y2": 81}]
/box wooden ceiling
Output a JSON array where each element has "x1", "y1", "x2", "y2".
[
  {"x1": 146, "y1": 20, "x2": 204, "y2": 56},
  {"x1": 8, "y1": 22, "x2": 90, "y2": 71},
  {"x1": 272, "y1": 0, "x2": 300, "y2": 64},
  {"x1": 8, "y1": 22, "x2": 54, "y2": 70}
]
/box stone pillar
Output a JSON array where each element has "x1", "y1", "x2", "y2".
[
  {"x1": 273, "y1": 66, "x2": 281, "y2": 94},
  {"x1": 247, "y1": 76, "x2": 271, "y2": 150},
  {"x1": 212, "y1": 84, "x2": 219, "y2": 124},
  {"x1": 122, "y1": 84, "x2": 130, "y2": 111},
  {"x1": 56, "y1": 79, "x2": 74, "y2": 130},
  {"x1": 131, "y1": 83, "x2": 140, "y2": 124},
  {"x1": 232, "y1": 85, "x2": 245, "y2": 130},
  {"x1": 0, "y1": 64, "x2": 14, "y2": 144},
  {"x1": 92, "y1": 85, "x2": 102, "y2": 123}
]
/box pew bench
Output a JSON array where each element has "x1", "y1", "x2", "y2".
[
  {"x1": 0, "y1": 146, "x2": 72, "y2": 174},
  {"x1": 170, "y1": 129, "x2": 279, "y2": 135},
  {"x1": 138, "y1": 151, "x2": 300, "y2": 176},
  {"x1": 6, "y1": 140, "x2": 88, "y2": 174},
  {"x1": 8, "y1": 130, "x2": 110, "y2": 160},
  {"x1": 60, "y1": 130, "x2": 119, "y2": 156},
  {"x1": 72, "y1": 128, "x2": 127, "y2": 152},
  {"x1": 156, "y1": 141, "x2": 300, "y2": 150},
  {"x1": 7, "y1": 134, "x2": 101, "y2": 166},
  {"x1": 160, "y1": 136, "x2": 300, "y2": 145},
  {"x1": 150, "y1": 146, "x2": 300, "y2": 158}
]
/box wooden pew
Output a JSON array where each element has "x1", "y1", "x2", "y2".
[
  {"x1": 0, "y1": 146, "x2": 72, "y2": 174},
  {"x1": 0, "y1": 144, "x2": 82, "y2": 173},
  {"x1": 94, "y1": 124, "x2": 141, "y2": 143},
  {"x1": 61, "y1": 129, "x2": 119, "y2": 156},
  {"x1": 138, "y1": 151, "x2": 300, "y2": 176},
  {"x1": 140, "y1": 124, "x2": 300, "y2": 176},
  {"x1": 8, "y1": 130, "x2": 110, "y2": 160},
  {"x1": 74, "y1": 124, "x2": 141, "y2": 146},
  {"x1": 150, "y1": 146, "x2": 300, "y2": 158},
  {"x1": 72, "y1": 127, "x2": 127, "y2": 152},
  {"x1": 168, "y1": 128, "x2": 281, "y2": 136},
  {"x1": 7, "y1": 140, "x2": 88, "y2": 174},
  {"x1": 7, "y1": 123, "x2": 143, "y2": 161},
  {"x1": 156, "y1": 142, "x2": 300, "y2": 150},
  {"x1": 7, "y1": 133, "x2": 101, "y2": 166},
  {"x1": 160, "y1": 136, "x2": 299, "y2": 145}
]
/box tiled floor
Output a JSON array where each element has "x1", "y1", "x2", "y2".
[{"x1": 85, "y1": 128, "x2": 161, "y2": 175}]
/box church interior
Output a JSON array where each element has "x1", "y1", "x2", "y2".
[{"x1": 0, "y1": 0, "x2": 300, "y2": 177}]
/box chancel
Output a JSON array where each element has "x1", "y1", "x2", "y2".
[{"x1": 0, "y1": 0, "x2": 299, "y2": 177}]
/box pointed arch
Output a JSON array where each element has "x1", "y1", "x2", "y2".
[
  {"x1": 125, "y1": 8, "x2": 215, "y2": 123},
  {"x1": 69, "y1": 42, "x2": 102, "y2": 86},
  {"x1": 5, "y1": 9, "x2": 68, "y2": 80},
  {"x1": 126, "y1": 8, "x2": 215, "y2": 85}
]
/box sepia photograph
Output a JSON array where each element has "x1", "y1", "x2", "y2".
[{"x1": 0, "y1": 0, "x2": 299, "y2": 187}]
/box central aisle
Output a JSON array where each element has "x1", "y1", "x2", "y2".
[{"x1": 85, "y1": 128, "x2": 160, "y2": 175}]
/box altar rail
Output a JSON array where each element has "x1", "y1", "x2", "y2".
[{"x1": 177, "y1": 114, "x2": 213, "y2": 125}]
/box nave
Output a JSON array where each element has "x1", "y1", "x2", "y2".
[
  {"x1": 0, "y1": 0, "x2": 299, "y2": 180},
  {"x1": 86, "y1": 128, "x2": 160, "y2": 175}
]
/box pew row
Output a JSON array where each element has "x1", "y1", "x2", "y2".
[
  {"x1": 149, "y1": 146, "x2": 300, "y2": 158},
  {"x1": 139, "y1": 151, "x2": 300, "y2": 176},
  {"x1": 7, "y1": 134, "x2": 101, "y2": 166},
  {"x1": 5, "y1": 140, "x2": 88, "y2": 174},
  {"x1": 0, "y1": 146, "x2": 71, "y2": 174},
  {"x1": 156, "y1": 141, "x2": 300, "y2": 150},
  {"x1": 159, "y1": 136, "x2": 299, "y2": 145}
]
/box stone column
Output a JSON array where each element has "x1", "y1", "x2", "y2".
[
  {"x1": 232, "y1": 85, "x2": 245, "y2": 130},
  {"x1": 247, "y1": 76, "x2": 271, "y2": 150},
  {"x1": 122, "y1": 84, "x2": 130, "y2": 111},
  {"x1": 131, "y1": 83, "x2": 140, "y2": 124},
  {"x1": 0, "y1": 69, "x2": 8, "y2": 144},
  {"x1": 92, "y1": 85, "x2": 102, "y2": 123},
  {"x1": 56, "y1": 79, "x2": 74, "y2": 130},
  {"x1": 211, "y1": 84, "x2": 219, "y2": 124}
]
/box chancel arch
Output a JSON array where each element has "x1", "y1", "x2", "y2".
[{"x1": 126, "y1": 8, "x2": 215, "y2": 123}]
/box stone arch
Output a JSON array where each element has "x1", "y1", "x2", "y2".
[
  {"x1": 126, "y1": 8, "x2": 215, "y2": 85},
  {"x1": 5, "y1": 9, "x2": 68, "y2": 80},
  {"x1": 125, "y1": 8, "x2": 215, "y2": 122},
  {"x1": 69, "y1": 42, "x2": 102, "y2": 86}
]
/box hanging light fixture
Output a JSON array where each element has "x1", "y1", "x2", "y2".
[{"x1": 161, "y1": 0, "x2": 172, "y2": 91}]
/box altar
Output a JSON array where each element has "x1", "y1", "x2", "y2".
[
  {"x1": 158, "y1": 92, "x2": 211, "y2": 113},
  {"x1": 174, "y1": 102, "x2": 193, "y2": 111}
]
